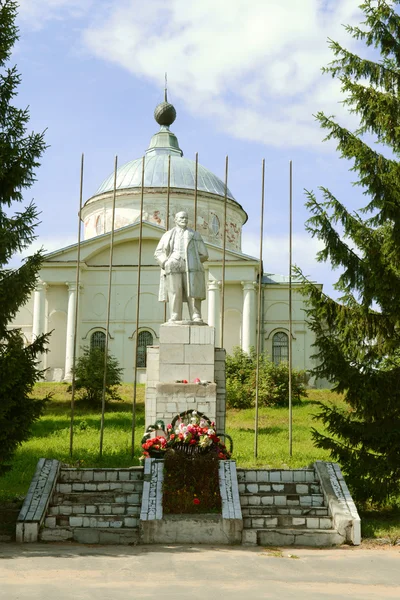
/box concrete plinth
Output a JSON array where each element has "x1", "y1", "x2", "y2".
[{"x1": 145, "y1": 325, "x2": 226, "y2": 432}]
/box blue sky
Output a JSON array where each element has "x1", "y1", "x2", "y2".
[{"x1": 13, "y1": 0, "x2": 371, "y2": 298}]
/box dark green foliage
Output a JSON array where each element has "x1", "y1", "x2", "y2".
[
  {"x1": 163, "y1": 450, "x2": 221, "y2": 514},
  {"x1": 295, "y1": 1, "x2": 400, "y2": 505},
  {"x1": 0, "y1": 1, "x2": 49, "y2": 476},
  {"x1": 73, "y1": 346, "x2": 123, "y2": 405},
  {"x1": 226, "y1": 347, "x2": 308, "y2": 409}
]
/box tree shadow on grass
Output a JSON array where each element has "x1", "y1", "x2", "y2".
[
  {"x1": 359, "y1": 504, "x2": 400, "y2": 540},
  {"x1": 237, "y1": 426, "x2": 283, "y2": 435}
]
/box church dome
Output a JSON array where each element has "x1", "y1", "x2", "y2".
[
  {"x1": 95, "y1": 97, "x2": 235, "y2": 200},
  {"x1": 95, "y1": 153, "x2": 235, "y2": 200}
]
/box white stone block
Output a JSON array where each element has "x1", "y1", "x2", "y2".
[
  {"x1": 292, "y1": 470, "x2": 306, "y2": 482},
  {"x1": 261, "y1": 496, "x2": 274, "y2": 505},
  {"x1": 259, "y1": 484, "x2": 271, "y2": 492},
  {"x1": 274, "y1": 496, "x2": 287, "y2": 506},
  {"x1": 248, "y1": 496, "x2": 261, "y2": 506},
  {"x1": 160, "y1": 344, "x2": 184, "y2": 364},
  {"x1": 159, "y1": 364, "x2": 190, "y2": 382},
  {"x1": 281, "y1": 471, "x2": 293, "y2": 482},
  {"x1": 184, "y1": 345, "x2": 214, "y2": 365},
  {"x1": 245, "y1": 471, "x2": 257, "y2": 482},
  {"x1": 306, "y1": 518, "x2": 319, "y2": 529},
  {"x1": 272, "y1": 484, "x2": 284, "y2": 492},
  {"x1": 256, "y1": 471, "x2": 270, "y2": 482},
  {"x1": 300, "y1": 495, "x2": 312, "y2": 505},
  {"x1": 319, "y1": 518, "x2": 332, "y2": 530},
  {"x1": 160, "y1": 325, "x2": 190, "y2": 344},
  {"x1": 252, "y1": 518, "x2": 264, "y2": 529},
  {"x1": 246, "y1": 483, "x2": 259, "y2": 493},
  {"x1": 189, "y1": 364, "x2": 214, "y2": 382},
  {"x1": 296, "y1": 484, "x2": 309, "y2": 494},
  {"x1": 270, "y1": 471, "x2": 282, "y2": 482},
  {"x1": 190, "y1": 326, "x2": 215, "y2": 345},
  {"x1": 293, "y1": 518, "x2": 306, "y2": 526}
]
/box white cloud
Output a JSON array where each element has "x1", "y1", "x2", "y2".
[
  {"x1": 82, "y1": 0, "x2": 364, "y2": 148},
  {"x1": 17, "y1": 0, "x2": 94, "y2": 29}
]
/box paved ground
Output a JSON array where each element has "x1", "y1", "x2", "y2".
[{"x1": 0, "y1": 543, "x2": 399, "y2": 600}]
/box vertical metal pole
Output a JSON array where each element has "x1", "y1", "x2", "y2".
[
  {"x1": 194, "y1": 152, "x2": 198, "y2": 231},
  {"x1": 99, "y1": 156, "x2": 118, "y2": 458},
  {"x1": 132, "y1": 156, "x2": 145, "y2": 457},
  {"x1": 69, "y1": 153, "x2": 84, "y2": 458},
  {"x1": 254, "y1": 158, "x2": 265, "y2": 459},
  {"x1": 220, "y1": 156, "x2": 228, "y2": 349},
  {"x1": 164, "y1": 154, "x2": 171, "y2": 323},
  {"x1": 289, "y1": 160, "x2": 293, "y2": 457}
]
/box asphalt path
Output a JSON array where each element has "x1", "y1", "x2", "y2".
[{"x1": 0, "y1": 543, "x2": 399, "y2": 600}]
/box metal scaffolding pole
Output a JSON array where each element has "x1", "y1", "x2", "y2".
[
  {"x1": 69, "y1": 153, "x2": 84, "y2": 458},
  {"x1": 194, "y1": 152, "x2": 198, "y2": 231},
  {"x1": 254, "y1": 158, "x2": 265, "y2": 459},
  {"x1": 220, "y1": 156, "x2": 228, "y2": 349},
  {"x1": 131, "y1": 156, "x2": 145, "y2": 457},
  {"x1": 288, "y1": 160, "x2": 293, "y2": 457},
  {"x1": 99, "y1": 156, "x2": 118, "y2": 458},
  {"x1": 164, "y1": 154, "x2": 171, "y2": 324}
]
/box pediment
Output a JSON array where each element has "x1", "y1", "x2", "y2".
[{"x1": 42, "y1": 221, "x2": 258, "y2": 267}]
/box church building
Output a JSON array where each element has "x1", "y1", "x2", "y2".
[{"x1": 12, "y1": 97, "x2": 321, "y2": 384}]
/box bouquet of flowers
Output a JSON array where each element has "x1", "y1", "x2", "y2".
[{"x1": 141, "y1": 411, "x2": 232, "y2": 460}]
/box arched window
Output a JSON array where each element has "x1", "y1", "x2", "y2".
[
  {"x1": 137, "y1": 330, "x2": 154, "y2": 368},
  {"x1": 272, "y1": 332, "x2": 289, "y2": 365},
  {"x1": 90, "y1": 330, "x2": 106, "y2": 352}
]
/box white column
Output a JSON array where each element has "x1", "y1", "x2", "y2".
[
  {"x1": 32, "y1": 281, "x2": 47, "y2": 369},
  {"x1": 207, "y1": 279, "x2": 221, "y2": 345},
  {"x1": 241, "y1": 281, "x2": 257, "y2": 353},
  {"x1": 64, "y1": 282, "x2": 77, "y2": 381}
]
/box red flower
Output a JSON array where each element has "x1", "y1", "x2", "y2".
[{"x1": 193, "y1": 498, "x2": 200, "y2": 505}]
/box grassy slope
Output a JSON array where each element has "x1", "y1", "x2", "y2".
[{"x1": 0, "y1": 383, "x2": 399, "y2": 542}]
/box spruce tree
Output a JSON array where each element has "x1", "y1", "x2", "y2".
[
  {"x1": 297, "y1": 0, "x2": 400, "y2": 505},
  {"x1": 0, "y1": 0, "x2": 48, "y2": 476}
]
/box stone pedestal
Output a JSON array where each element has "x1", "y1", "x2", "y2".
[{"x1": 145, "y1": 324, "x2": 226, "y2": 433}]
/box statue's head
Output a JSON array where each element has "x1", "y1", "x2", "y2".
[{"x1": 174, "y1": 211, "x2": 188, "y2": 230}]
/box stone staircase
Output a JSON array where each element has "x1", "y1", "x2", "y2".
[
  {"x1": 40, "y1": 467, "x2": 144, "y2": 544},
  {"x1": 238, "y1": 467, "x2": 345, "y2": 546}
]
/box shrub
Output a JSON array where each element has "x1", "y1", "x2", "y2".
[
  {"x1": 226, "y1": 347, "x2": 308, "y2": 409},
  {"x1": 72, "y1": 346, "x2": 123, "y2": 405}
]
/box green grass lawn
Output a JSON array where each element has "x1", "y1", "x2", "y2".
[{"x1": 1, "y1": 383, "x2": 399, "y2": 543}]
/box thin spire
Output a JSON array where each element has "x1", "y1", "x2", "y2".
[{"x1": 164, "y1": 72, "x2": 168, "y2": 102}]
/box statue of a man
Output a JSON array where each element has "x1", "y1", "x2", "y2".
[{"x1": 155, "y1": 211, "x2": 208, "y2": 323}]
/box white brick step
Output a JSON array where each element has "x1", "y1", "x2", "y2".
[
  {"x1": 241, "y1": 506, "x2": 329, "y2": 517},
  {"x1": 253, "y1": 528, "x2": 345, "y2": 547},
  {"x1": 40, "y1": 526, "x2": 140, "y2": 545},
  {"x1": 237, "y1": 469, "x2": 317, "y2": 484},
  {"x1": 58, "y1": 468, "x2": 143, "y2": 483},
  {"x1": 48, "y1": 502, "x2": 141, "y2": 517},
  {"x1": 44, "y1": 513, "x2": 139, "y2": 529},
  {"x1": 55, "y1": 480, "x2": 143, "y2": 494},
  {"x1": 240, "y1": 493, "x2": 325, "y2": 508},
  {"x1": 51, "y1": 491, "x2": 142, "y2": 505},
  {"x1": 243, "y1": 515, "x2": 333, "y2": 530},
  {"x1": 239, "y1": 482, "x2": 321, "y2": 495}
]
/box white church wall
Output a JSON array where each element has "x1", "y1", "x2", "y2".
[{"x1": 82, "y1": 189, "x2": 246, "y2": 252}]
